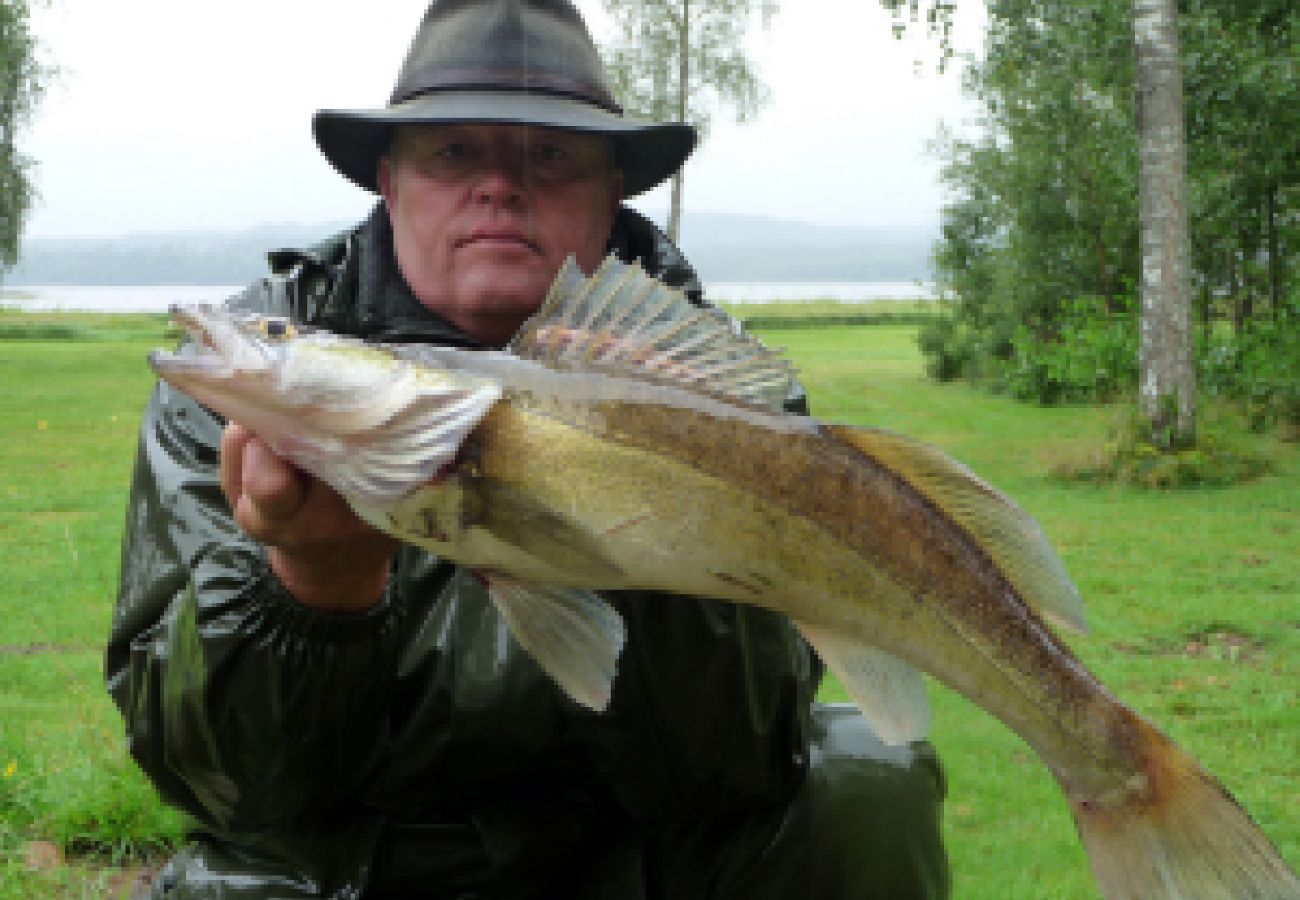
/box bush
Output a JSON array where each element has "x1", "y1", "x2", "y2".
[
  {"x1": 922, "y1": 283, "x2": 1298, "y2": 443},
  {"x1": 994, "y1": 297, "x2": 1138, "y2": 404},
  {"x1": 916, "y1": 308, "x2": 1017, "y2": 384},
  {"x1": 917, "y1": 315, "x2": 972, "y2": 381},
  {"x1": 1200, "y1": 305, "x2": 1300, "y2": 439}
]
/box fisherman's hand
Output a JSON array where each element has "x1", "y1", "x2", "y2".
[{"x1": 220, "y1": 422, "x2": 400, "y2": 613}]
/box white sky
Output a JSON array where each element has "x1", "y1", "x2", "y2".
[{"x1": 21, "y1": 0, "x2": 984, "y2": 239}]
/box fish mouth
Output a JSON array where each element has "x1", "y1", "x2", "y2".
[
  {"x1": 148, "y1": 305, "x2": 270, "y2": 379},
  {"x1": 146, "y1": 346, "x2": 230, "y2": 379},
  {"x1": 168, "y1": 304, "x2": 218, "y2": 348}
]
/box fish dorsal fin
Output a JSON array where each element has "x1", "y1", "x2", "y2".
[
  {"x1": 827, "y1": 425, "x2": 1089, "y2": 635},
  {"x1": 509, "y1": 256, "x2": 796, "y2": 413}
]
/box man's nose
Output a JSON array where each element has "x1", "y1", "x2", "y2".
[{"x1": 471, "y1": 153, "x2": 531, "y2": 205}]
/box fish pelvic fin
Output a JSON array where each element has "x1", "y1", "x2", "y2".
[
  {"x1": 1069, "y1": 715, "x2": 1300, "y2": 899},
  {"x1": 796, "y1": 621, "x2": 931, "y2": 746},
  {"x1": 826, "y1": 424, "x2": 1089, "y2": 636},
  {"x1": 484, "y1": 575, "x2": 626, "y2": 712},
  {"x1": 509, "y1": 256, "x2": 796, "y2": 413}
]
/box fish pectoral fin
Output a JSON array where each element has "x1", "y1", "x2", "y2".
[
  {"x1": 305, "y1": 380, "x2": 503, "y2": 507},
  {"x1": 472, "y1": 479, "x2": 626, "y2": 583},
  {"x1": 796, "y1": 621, "x2": 932, "y2": 746},
  {"x1": 485, "y1": 575, "x2": 627, "y2": 712}
]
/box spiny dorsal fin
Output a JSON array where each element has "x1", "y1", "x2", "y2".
[
  {"x1": 828, "y1": 425, "x2": 1089, "y2": 635},
  {"x1": 510, "y1": 256, "x2": 796, "y2": 413}
]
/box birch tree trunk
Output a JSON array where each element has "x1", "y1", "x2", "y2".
[
  {"x1": 1133, "y1": 0, "x2": 1196, "y2": 447},
  {"x1": 667, "y1": 0, "x2": 690, "y2": 245}
]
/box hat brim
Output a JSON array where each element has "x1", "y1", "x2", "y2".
[{"x1": 313, "y1": 90, "x2": 695, "y2": 198}]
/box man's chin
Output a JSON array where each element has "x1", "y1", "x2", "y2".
[{"x1": 454, "y1": 267, "x2": 553, "y2": 323}]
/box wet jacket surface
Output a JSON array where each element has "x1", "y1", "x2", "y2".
[{"x1": 108, "y1": 206, "x2": 949, "y2": 899}]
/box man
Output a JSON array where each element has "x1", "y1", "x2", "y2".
[{"x1": 109, "y1": 2, "x2": 949, "y2": 897}]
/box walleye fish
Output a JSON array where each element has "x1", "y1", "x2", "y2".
[{"x1": 150, "y1": 257, "x2": 1298, "y2": 900}]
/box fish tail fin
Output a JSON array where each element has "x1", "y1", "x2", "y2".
[{"x1": 1068, "y1": 718, "x2": 1299, "y2": 899}]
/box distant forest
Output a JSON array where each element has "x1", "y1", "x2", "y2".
[{"x1": 4, "y1": 212, "x2": 935, "y2": 286}]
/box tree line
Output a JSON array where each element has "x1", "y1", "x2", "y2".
[{"x1": 886, "y1": 0, "x2": 1298, "y2": 437}]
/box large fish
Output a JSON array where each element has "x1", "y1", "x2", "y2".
[{"x1": 149, "y1": 257, "x2": 1298, "y2": 899}]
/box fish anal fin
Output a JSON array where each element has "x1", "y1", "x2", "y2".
[
  {"x1": 796, "y1": 620, "x2": 931, "y2": 746},
  {"x1": 827, "y1": 425, "x2": 1089, "y2": 636},
  {"x1": 509, "y1": 256, "x2": 796, "y2": 413},
  {"x1": 485, "y1": 574, "x2": 626, "y2": 711}
]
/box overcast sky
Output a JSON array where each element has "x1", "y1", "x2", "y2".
[{"x1": 21, "y1": 0, "x2": 985, "y2": 240}]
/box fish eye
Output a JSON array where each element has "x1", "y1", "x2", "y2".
[{"x1": 260, "y1": 318, "x2": 296, "y2": 339}]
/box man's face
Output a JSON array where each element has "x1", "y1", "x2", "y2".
[{"x1": 379, "y1": 123, "x2": 624, "y2": 345}]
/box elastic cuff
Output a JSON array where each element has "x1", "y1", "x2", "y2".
[{"x1": 240, "y1": 550, "x2": 404, "y2": 645}]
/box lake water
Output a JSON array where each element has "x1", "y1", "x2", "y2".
[
  {"x1": 0, "y1": 285, "x2": 246, "y2": 313},
  {"x1": 0, "y1": 281, "x2": 938, "y2": 313}
]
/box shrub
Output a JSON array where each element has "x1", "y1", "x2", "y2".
[
  {"x1": 997, "y1": 297, "x2": 1138, "y2": 404},
  {"x1": 1200, "y1": 306, "x2": 1300, "y2": 439}
]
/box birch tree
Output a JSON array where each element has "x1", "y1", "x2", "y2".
[
  {"x1": 882, "y1": 0, "x2": 1198, "y2": 444},
  {"x1": 0, "y1": 0, "x2": 46, "y2": 277},
  {"x1": 600, "y1": 0, "x2": 777, "y2": 243},
  {"x1": 1133, "y1": 0, "x2": 1194, "y2": 446}
]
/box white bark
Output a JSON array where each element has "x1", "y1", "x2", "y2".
[
  {"x1": 1133, "y1": 0, "x2": 1196, "y2": 445},
  {"x1": 667, "y1": 0, "x2": 690, "y2": 245}
]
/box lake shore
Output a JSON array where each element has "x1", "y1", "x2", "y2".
[{"x1": 1, "y1": 280, "x2": 941, "y2": 313}]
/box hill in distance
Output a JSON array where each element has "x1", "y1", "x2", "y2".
[{"x1": 5, "y1": 211, "x2": 935, "y2": 287}]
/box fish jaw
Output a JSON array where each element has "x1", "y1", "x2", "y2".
[
  {"x1": 150, "y1": 306, "x2": 506, "y2": 508},
  {"x1": 155, "y1": 304, "x2": 282, "y2": 376},
  {"x1": 149, "y1": 307, "x2": 353, "y2": 468}
]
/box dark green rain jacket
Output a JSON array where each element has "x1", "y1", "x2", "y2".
[{"x1": 108, "y1": 206, "x2": 950, "y2": 899}]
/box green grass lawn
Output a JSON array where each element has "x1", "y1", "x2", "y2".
[
  {"x1": 0, "y1": 313, "x2": 188, "y2": 896},
  {"x1": 0, "y1": 313, "x2": 1296, "y2": 897}
]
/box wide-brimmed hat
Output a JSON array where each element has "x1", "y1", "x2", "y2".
[{"x1": 313, "y1": 0, "x2": 696, "y2": 197}]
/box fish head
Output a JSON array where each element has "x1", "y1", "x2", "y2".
[
  {"x1": 149, "y1": 305, "x2": 419, "y2": 443},
  {"x1": 149, "y1": 305, "x2": 504, "y2": 507}
]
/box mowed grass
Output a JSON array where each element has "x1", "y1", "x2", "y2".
[
  {"x1": 0, "y1": 313, "x2": 188, "y2": 896},
  {"x1": 0, "y1": 312, "x2": 1295, "y2": 897}
]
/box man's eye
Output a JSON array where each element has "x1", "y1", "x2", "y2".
[
  {"x1": 436, "y1": 142, "x2": 472, "y2": 160},
  {"x1": 531, "y1": 144, "x2": 568, "y2": 164}
]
